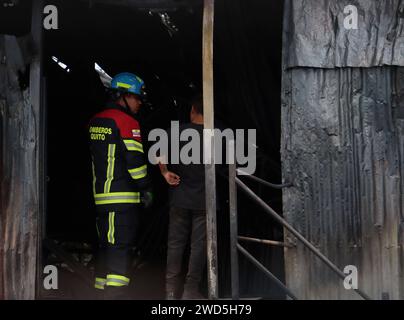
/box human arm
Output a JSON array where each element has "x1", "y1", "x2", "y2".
[{"x1": 157, "y1": 155, "x2": 180, "y2": 186}]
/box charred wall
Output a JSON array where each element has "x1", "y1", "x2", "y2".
[
  {"x1": 281, "y1": 0, "x2": 404, "y2": 299},
  {"x1": 0, "y1": 35, "x2": 38, "y2": 300}
]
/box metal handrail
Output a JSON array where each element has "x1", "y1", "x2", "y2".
[
  {"x1": 238, "y1": 236, "x2": 294, "y2": 248},
  {"x1": 237, "y1": 169, "x2": 293, "y2": 189},
  {"x1": 235, "y1": 177, "x2": 372, "y2": 300},
  {"x1": 228, "y1": 145, "x2": 296, "y2": 300},
  {"x1": 237, "y1": 244, "x2": 297, "y2": 300}
]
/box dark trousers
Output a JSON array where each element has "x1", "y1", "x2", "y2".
[
  {"x1": 94, "y1": 206, "x2": 140, "y2": 297},
  {"x1": 166, "y1": 206, "x2": 207, "y2": 295}
]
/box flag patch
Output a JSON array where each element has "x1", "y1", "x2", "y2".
[{"x1": 132, "y1": 129, "x2": 141, "y2": 138}]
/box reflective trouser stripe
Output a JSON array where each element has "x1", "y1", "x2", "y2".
[
  {"x1": 107, "y1": 212, "x2": 115, "y2": 244},
  {"x1": 106, "y1": 274, "x2": 130, "y2": 287},
  {"x1": 123, "y1": 139, "x2": 143, "y2": 153},
  {"x1": 94, "y1": 277, "x2": 106, "y2": 290},
  {"x1": 94, "y1": 192, "x2": 141, "y2": 205},
  {"x1": 104, "y1": 144, "x2": 116, "y2": 193},
  {"x1": 92, "y1": 161, "x2": 97, "y2": 195},
  {"x1": 128, "y1": 164, "x2": 147, "y2": 180}
]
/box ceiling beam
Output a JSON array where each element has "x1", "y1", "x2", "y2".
[{"x1": 83, "y1": 0, "x2": 201, "y2": 10}]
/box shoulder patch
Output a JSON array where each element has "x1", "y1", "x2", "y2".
[{"x1": 132, "y1": 129, "x2": 141, "y2": 138}]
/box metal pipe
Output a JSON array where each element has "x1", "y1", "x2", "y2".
[
  {"x1": 238, "y1": 236, "x2": 294, "y2": 248},
  {"x1": 229, "y1": 141, "x2": 239, "y2": 299},
  {"x1": 237, "y1": 244, "x2": 297, "y2": 300},
  {"x1": 237, "y1": 169, "x2": 292, "y2": 189},
  {"x1": 203, "y1": 0, "x2": 218, "y2": 300},
  {"x1": 235, "y1": 177, "x2": 372, "y2": 300}
]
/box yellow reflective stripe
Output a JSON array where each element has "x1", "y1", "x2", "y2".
[
  {"x1": 106, "y1": 274, "x2": 130, "y2": 287},
  {"x1": 92, "y1": 161, "x2": 97, "y2": 196},
  {"x1": 94, "y1": 192, "x2": 141, "y2": 205},
  {"x1": 107, "y1": 212, "x2": 115, "y2": 244},
  {"x1": 117, "y1": 82, "x2": 131, "y2": 89},
  {"x1": 107, "y1": 213, "x2": 111, "y2": 243},
  {"x1": 94, "y1": 192, "x2": 138, "y2": 198},
  {"x1": 95, "y1": 277, "x2": 106, "y2": 283},
  {"x1": 94, "y1": 277, "x2": 106, "y2": 290},
  {"x1": 128, "y1": 164, "x2": 147, "y2": 180},
  {"x1": 104, "y1": 144, "x2": 116, "y2": 193},
  {"x1": 108, "y1": 274, "x2": 130, "y2": 282},
  {"x1": 106, "y1": 281, "x2": 126, "y2": 287},
  {"x1": 96, "y1": 199, "x2": 140, "y2": 205},
  {"x1": 110, "y1": 146, "x2": 116, "y2": 189},
  {"x1": 123, "y1": 139, "x2": 143, "y2": 153}
]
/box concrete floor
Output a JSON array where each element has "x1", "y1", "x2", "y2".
[{"x1": 40, "y1": 258, "x2": 167, "y2": 300}]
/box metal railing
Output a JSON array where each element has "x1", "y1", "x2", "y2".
[{"x1": 228, "y1": 143, "x2": 371, "y2": 300}]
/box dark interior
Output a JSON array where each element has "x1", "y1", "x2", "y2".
[{"x1": 1, "y1": 0, "x2": 285, "y2": 299}]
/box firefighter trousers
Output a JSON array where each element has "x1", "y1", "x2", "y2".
[{"x1": 94, "y1": 206, "x2": 140, "y2": 298}]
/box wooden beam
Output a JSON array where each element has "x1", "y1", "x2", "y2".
[
  {"x1": 0, "y1": 0, "x2": 43, "y2": 298},
  {"x1": 82, "y1": 0, "x2": 200, "y2": 9},
  {"x1": 202, "y1": 0, "x2": 218, "y2": 300},
  {"x1": 31, "y1": 0, "x2": 44, "y2": 300}
]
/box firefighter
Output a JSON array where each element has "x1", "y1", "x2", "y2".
[{"x1": 89, "y1": 72, "x2": 153, "y2": 299}]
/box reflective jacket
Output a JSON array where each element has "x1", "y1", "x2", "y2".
[{"x1": 88, "y1": 102, "x2": 150, "y2": 212}]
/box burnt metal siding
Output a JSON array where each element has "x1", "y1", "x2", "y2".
[
  {"x1": 282, "y1": 66, "x2": 404, "y2": 299},
  {"x1": 281, "y1": 0, "x2": 404, "y2": 299},
  {"x1": 284, "y1": 0, "x2": 404, "y2": 68},
  {"x1": 0, "y1": 35, "x2": 38, "y2": 299}
]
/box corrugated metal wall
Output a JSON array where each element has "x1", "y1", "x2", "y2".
[
  {"x1": 281, "y1": 0, "x2": 404, "y2": 299},
  {"x1": 0, "y1": 35, "x2": 38, "y2": 300}
]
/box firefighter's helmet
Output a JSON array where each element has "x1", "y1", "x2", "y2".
[{"x1": 111, "y1": 72, "x2": 145, "y2": 96}]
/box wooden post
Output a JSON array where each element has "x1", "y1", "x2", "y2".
[
  {"x1": 31, "y1": 0, "x2": 44, "y2": 299},
  {"x1": 202, "y1": 0, "x2": 218, "y2": 300}
]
